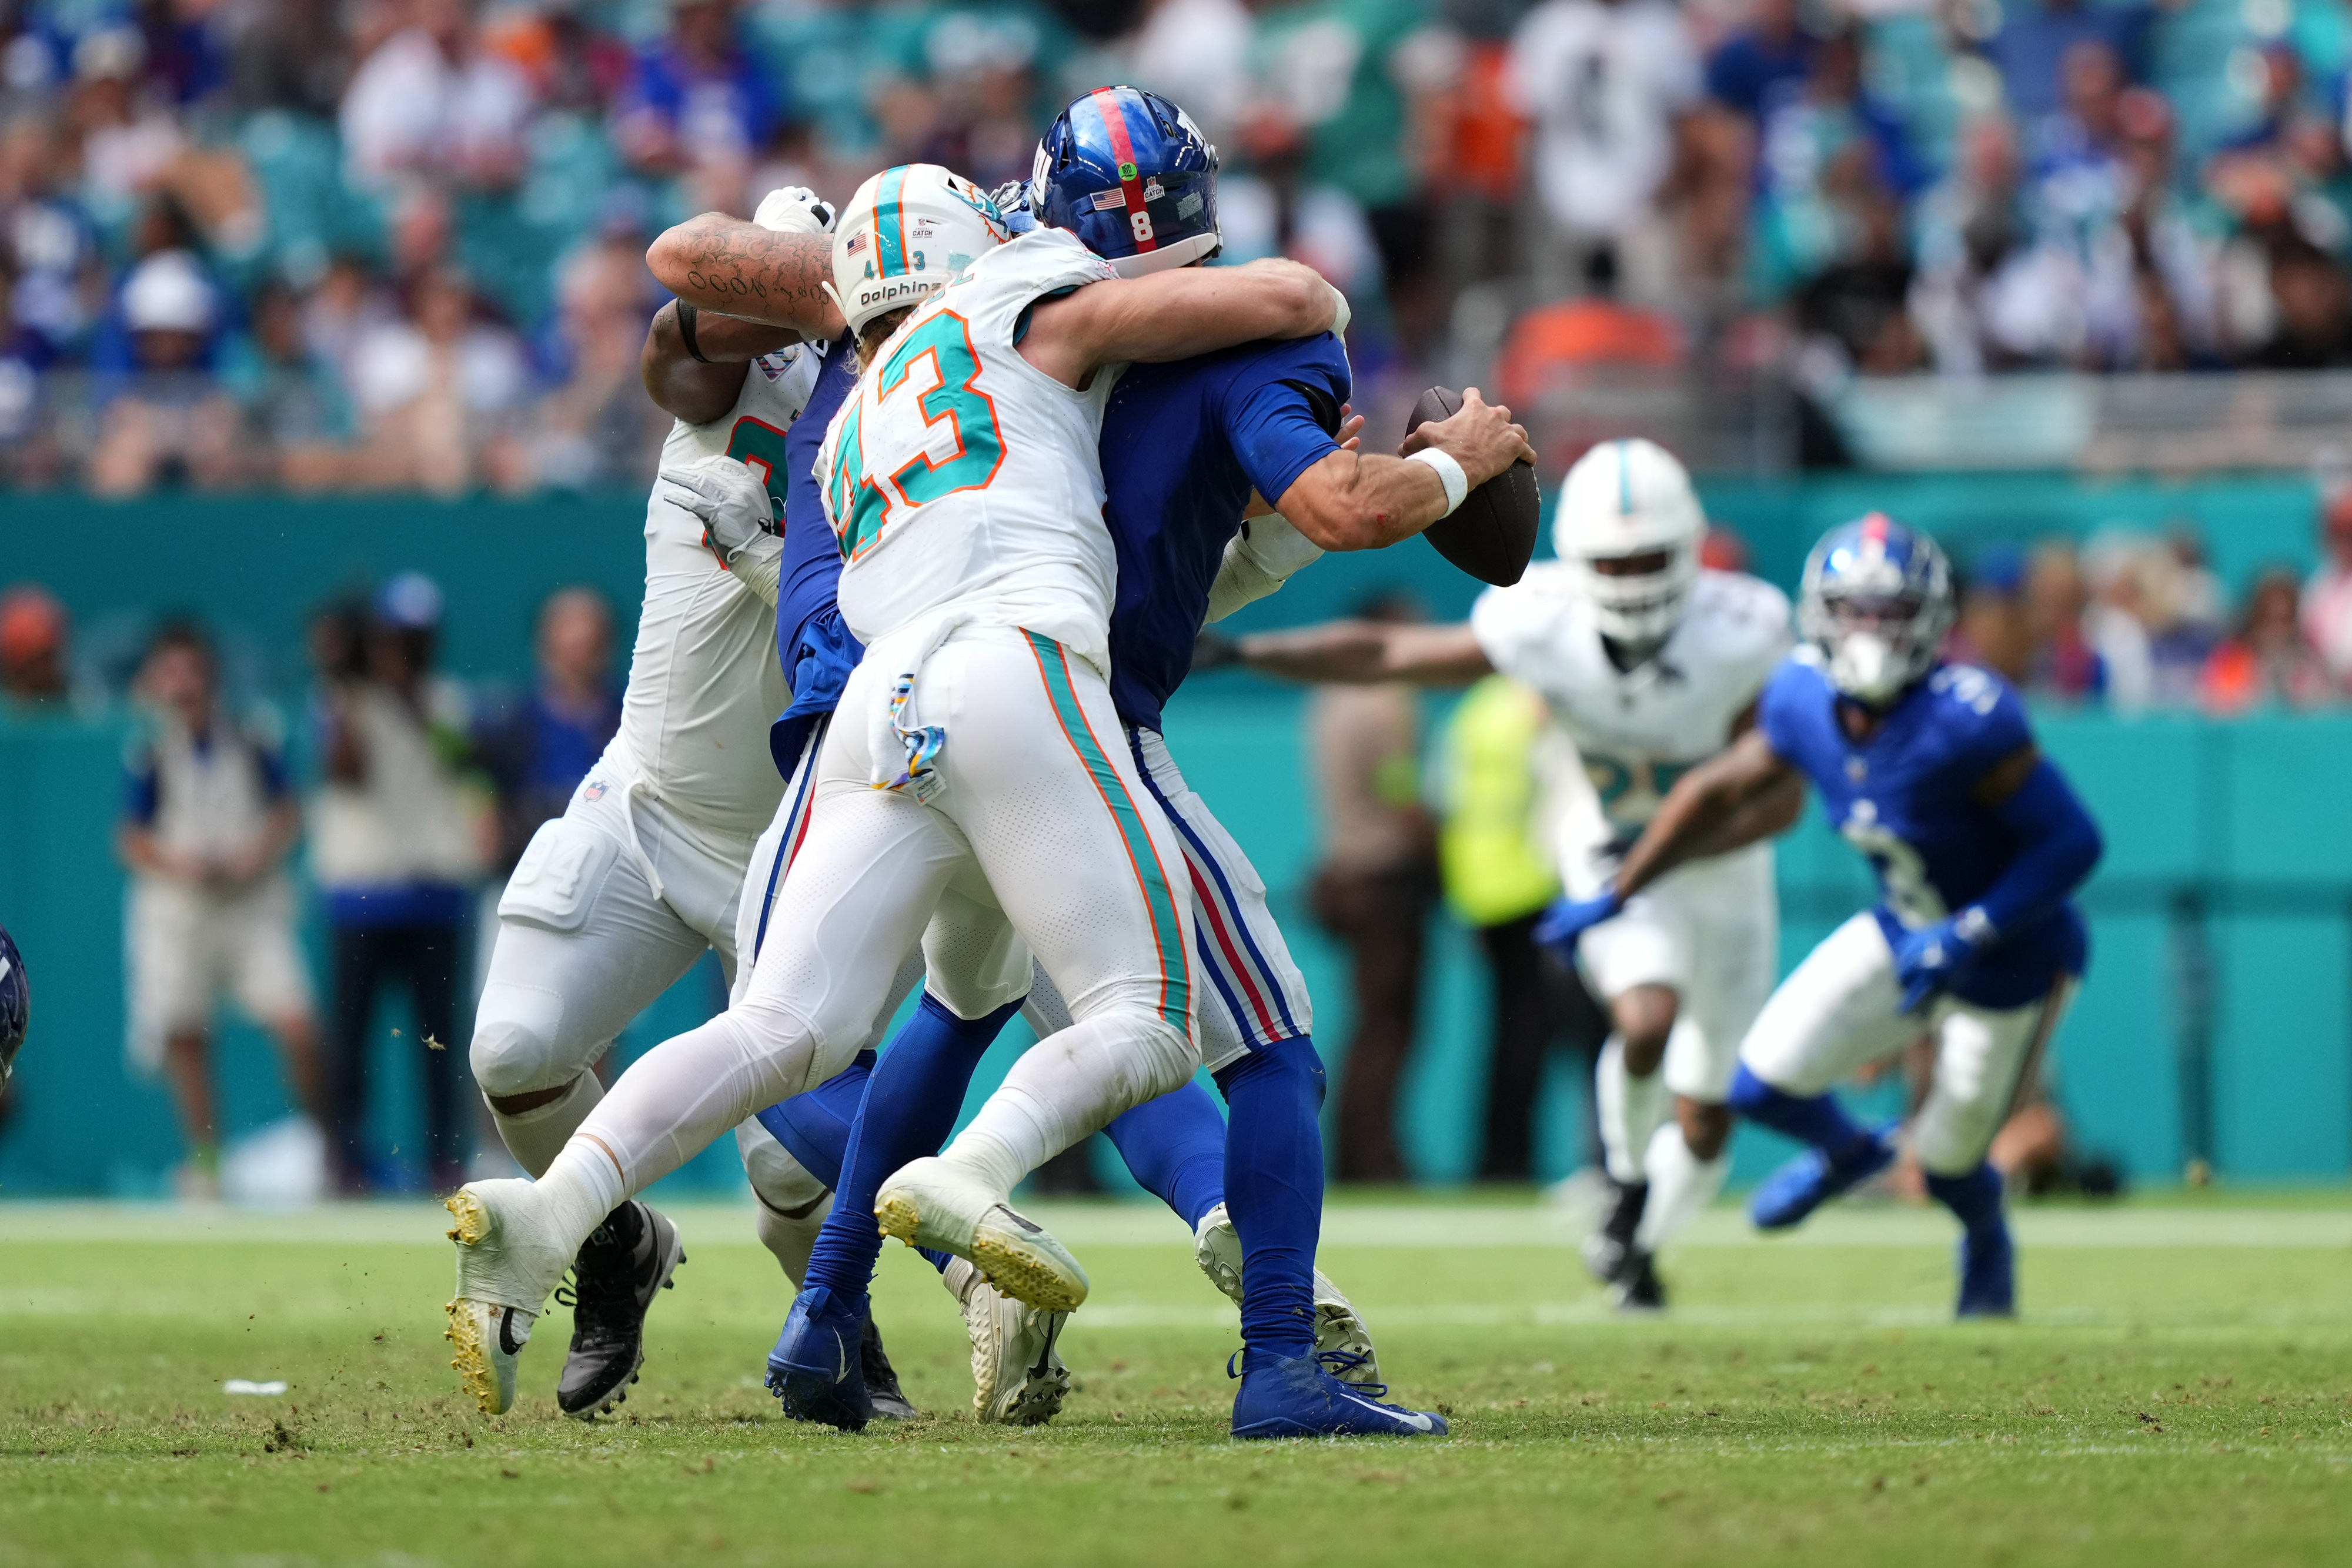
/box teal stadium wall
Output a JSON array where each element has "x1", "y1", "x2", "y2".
[{"x1": 1, "y1": 476, "x2": 2345, "y2": 1195}]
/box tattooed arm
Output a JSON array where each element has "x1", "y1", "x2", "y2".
[{"x1": 646, "y1": 214, "x2": 846, "y2": 337}]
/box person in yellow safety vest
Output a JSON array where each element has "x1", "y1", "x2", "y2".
[{"x1": 1434, "y1": 674, "x2": 1607, "y2": 1181}]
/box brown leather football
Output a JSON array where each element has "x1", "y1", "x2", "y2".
[{"x1": 1405, "y1": 386, "x2": 1541, "y2": 587}]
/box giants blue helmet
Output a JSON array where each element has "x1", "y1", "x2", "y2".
[
  {"x1": 0, "y1": 922, "x2": 26, "y2": 1086},
  {"x1": 1798, "y1": 511, "x2": 1956, "y2": 704},
  {"x1": 1031, "y1": 86, "x2": 1219, "y2": 276}
]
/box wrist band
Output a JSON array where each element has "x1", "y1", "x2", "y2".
[
  {"x1": 676, "y1": 301, "x2": 710, "y2": 363},
  {"x1": 1408, "y1": 446, "x2": 1470, "y2": 515}
]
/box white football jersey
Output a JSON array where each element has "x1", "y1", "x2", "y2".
[
  {"x1": 614, "y1": 340, "x2": 823, "y2": 843},
  {"x1": 816, "y1": 228, "x2": 1121, "y2": 672},
  {"x1": 1471, "y1": 565, "x2": 1792, "y2": 851}
]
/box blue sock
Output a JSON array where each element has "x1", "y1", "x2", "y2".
[
  {"x1": 1728, "y1": 1064, "x2": 1872, "y2": 1158},
  {"x1": 1925, "y1": 1162, "x2": 2004, "y2": 1236},
  {"x1": 1104, "y1": 1081, "x2": 1228, "y2": 1231},
  {"x1": 754, "y1": 1051, "x2": 873, "y2": 1190},
  {"x1": 800, "y1": 994, "x2": 1021, "y2": 1298},
  {"x1": 1212, "y1": 1037, "x2": 1325, "y2": 1362}
]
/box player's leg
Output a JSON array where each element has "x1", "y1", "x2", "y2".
[
  {"x1": 1632, "y1": 850, "x2": 1780, "y2": 1279},
  {"x1": 1575, "y1": 888, "x2": 1685, "y2": 1290},
  {"x1": 1730, "y1": 912, "x2": 1920, "y2": 1229},
  {"x1": 1912, "y1": 980, "x2": 2076, "y2": 1317},
  {"x1": 469, "y1": 853, "x2": 713, "y2": 1419},
  {"x1": 1120, "y1": 727, "x2": 1422, "y2": 1436},
  {"x1": 445, "y1": 767, "x2": 965, "y2": 1415},
  {"x1": 767, "y1": 873, "x2": 1035, "y2": 1427},
  {"x1": 1119, "y1": 730, "x2": 1378, "y2": 1368},
  {"x1": 873, "y1": 633, "x2": 1201, "y2": 1308},
  {"x1": 733, "y1": 1114, "x2": 923, "y2": 1420}
]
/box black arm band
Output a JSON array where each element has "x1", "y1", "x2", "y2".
[{"x1": 676, "y1": 301, "x2": 710, "y2": 363}]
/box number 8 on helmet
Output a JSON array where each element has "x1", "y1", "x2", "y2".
[{"x1": 1030, "y1": 85, "x2": 1221, "y2": 277}]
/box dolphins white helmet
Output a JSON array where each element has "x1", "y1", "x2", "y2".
[
  {"x1": 826, "y1": 163, "x2": 1014, "y2": 342},
  {"x1": 1553, "y1": 437, "x2": 1706, "y2": 645}
]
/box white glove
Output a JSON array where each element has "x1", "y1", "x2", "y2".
[
  {"x1": 658, "y1": 455, "x2": 781, "y2": 593},
  {"x1": 1207, "y1": 512, "x2": 1325, "y2": 622},
  {"x1": 754, "y1": 185, "x2": 837, "y2": 236}
]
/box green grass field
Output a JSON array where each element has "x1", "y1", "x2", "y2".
[{"x1": 4, "y1": 1193, "x2": 2350, "y2": 1567}]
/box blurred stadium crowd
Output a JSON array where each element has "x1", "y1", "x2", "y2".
[{"x1": 10, "y1": 0, "x2": 2352, "y2": 493}]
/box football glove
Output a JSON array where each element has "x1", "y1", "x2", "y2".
[
  {"x1": 987, "y1": 179, "x2": 1038, "y2": 235},
  {"x1": 1532, "y1": 885, "x2": 1623, "y2": 964},
  {"x1": 1892, "y1": 908, "x2": 1993, "y2": 1014},
  {"x1": 657, "y1": 454, "x2": 779, "y2": 570},
  {"x1": 754, "y1": 185, "x2": 837, "y2": 235}
]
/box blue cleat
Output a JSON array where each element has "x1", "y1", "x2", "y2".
[
  {"x1": 1230, "y1": 1351, "x2": 1449, "y2": 1440},
  {"x1": 1748, "y1": 1126, "x2": 1896, "y2": 1231},
  {"x1": 764, "y1": 1285, "x2": 874, "y2": 1431},
  {"x1": 1955, "y1": 1221, "x2": 2016, "y2": 1319}
]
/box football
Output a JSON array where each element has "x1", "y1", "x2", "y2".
[{"x1": 1405, "y1": 385, "x2": 1542, "y2": 587}]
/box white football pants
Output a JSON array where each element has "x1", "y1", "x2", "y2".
[
  {"x1": 1569, "y1": 840, "x2": 1779, "y2": 1105},
  {"x1": 1739, "y1": 912, "x2": 2076, "y2": 1176},
  {"x1": 570, "y1": 626, "x2": 1200, "y2": 1196},
  {"x1": 466, "y1": 747, "x2": 834, "y2": 1222}
]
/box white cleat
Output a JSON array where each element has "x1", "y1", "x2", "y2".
[
  {"x1": 443, "y1": 1180, "x2": 572, "y2": 1415},
  {"x1": 944, "y1": 1256, "x2": 1070, "y2": 1425},
  {"x1": 874, "y1": 1157, "x2": 1089, "y2": 1311},
  {"x1": 1191, "y1": 1202, "x2": 1380, "y2": 1386}
]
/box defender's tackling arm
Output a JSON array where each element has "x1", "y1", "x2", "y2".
[{"x1": 646, "y1": 216, "x2": 846, "y2": 338}]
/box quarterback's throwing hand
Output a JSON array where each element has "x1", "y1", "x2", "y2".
[
  {"x1": 1532, "y1": 886, "x2": 1623, "y2": 964},
  {"x1": 658, "y1": 455, "x2": 779, "y2": 570}
]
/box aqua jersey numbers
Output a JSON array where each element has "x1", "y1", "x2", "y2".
[{"x1": 827, "y1": 309, "x2": 1007, "y2": 562}]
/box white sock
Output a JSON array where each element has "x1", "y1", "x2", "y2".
[
  {"x1": 488, "y1": 1072, "x2": 604, "y2": 1178},
  {"x1": 939, "y1": 1013, "x2": 1194, "y2": 1197},
  {"x1": 1595, "y1": 1034, "x2": 1667, "y2": 1185},
  {"x1": 755, "y1": 1190, "x2": 833, "y2": 1286},
  {"x1": 572, "y1": 1004, "x2": 826, "y2": 1193},
  {"x1": 1634, "y1": 1121, "x2": 1729, "y2": 1255},
  {"x1": 532, "y1": 1136, "x2": 629, "y2": 1262},
  {"x1": 738, "y1": 1120, "x2": 836, "y2": 1286}
]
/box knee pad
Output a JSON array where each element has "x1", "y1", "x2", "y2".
[
  {"x1": 737, "y1": 1119, "x2": 832, "y2": 1216},
  {"x1": 1134, "y1": 1017, "x2": 1202, "y2": 1103},
  {"x1": 469, "y1": 981, "x2": 579, "y2": 1098}
]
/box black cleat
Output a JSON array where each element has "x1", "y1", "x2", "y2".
[
  {"x1": 1582, "y1": 1178, "x2": 1649, "y2": 1286},
  {"x1": 861, "y1": 1315, "x2": 920, "y2": 1420},
  {"x1": 1612, "y1": 1248, "x2": 1667, "y2": 1313},
  {"x1": 555, "y1": 1200, "x2": 684, "y2": 1420}
]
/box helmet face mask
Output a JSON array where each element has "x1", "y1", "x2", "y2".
[
  {"x1": 1031, "y1": 86, "x2": 1220, "y2": 277},
  {"x1": 1554, "y1": 439, "x2": 1704, "y2": 647},
  {"x1": 1799, "y1": 514, "x2": 1955, "y2": 704}
]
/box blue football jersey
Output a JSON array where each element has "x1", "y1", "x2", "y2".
[
  {"x1": 766, "y1": 329, "x2": 1346, "y2": 761},
  {"x1": 769, "y1": 333, "x2": 864, "y2": 774},
  {"x1": 1758, "y1": 650, "x2": 2086, "y2": 1008},
  {"x1": 1098, "y1": 333, "x2": 1350, "y2": 732}
]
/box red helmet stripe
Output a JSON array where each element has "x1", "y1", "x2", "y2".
[{"x1": 1090, "y1": 88, "x2": 1157, "y2": 253}]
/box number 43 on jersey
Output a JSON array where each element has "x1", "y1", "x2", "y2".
[{"x1": 823, "y1": 310, "x2": 1007, "y2": 561}]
